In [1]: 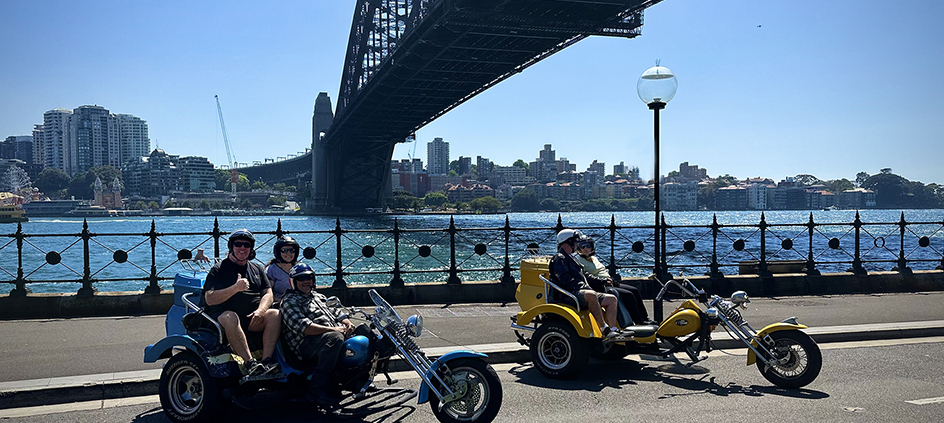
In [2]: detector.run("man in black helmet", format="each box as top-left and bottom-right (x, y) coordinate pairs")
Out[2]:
(204, 229), (281, 376)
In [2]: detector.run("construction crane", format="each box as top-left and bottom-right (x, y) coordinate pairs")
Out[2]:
(214, 95), (238, 199)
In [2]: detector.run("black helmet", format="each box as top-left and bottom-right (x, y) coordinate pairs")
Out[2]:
(289, 263), (315, 289)
(227, 229), (256, 260)
(576, 234), (594, 252)
(273, 236), (300, 263)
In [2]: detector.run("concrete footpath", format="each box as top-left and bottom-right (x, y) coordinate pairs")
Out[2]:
(2, 292), (944, 409)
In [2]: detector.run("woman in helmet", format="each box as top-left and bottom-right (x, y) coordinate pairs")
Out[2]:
(573, 234), (654, 326)
(265, 236), (301, 302)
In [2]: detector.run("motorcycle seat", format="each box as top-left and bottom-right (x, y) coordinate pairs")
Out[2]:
(278, 337), (318, 372)
(620, 324), (658, 338)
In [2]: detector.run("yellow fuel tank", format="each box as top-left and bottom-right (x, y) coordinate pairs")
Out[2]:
(657, 308), (702, 338)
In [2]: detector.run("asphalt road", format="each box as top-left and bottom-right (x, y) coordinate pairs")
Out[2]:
(2, 292), (944, 382)
(3, 338), (943, 422)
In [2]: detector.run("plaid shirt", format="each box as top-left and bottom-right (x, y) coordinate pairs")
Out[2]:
(279, 288), (344, 357)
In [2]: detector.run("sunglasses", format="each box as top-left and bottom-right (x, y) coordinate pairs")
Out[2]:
(233, 241), (252, 248)
(280, 248), (297, 254)
(294, 276), (314, 282)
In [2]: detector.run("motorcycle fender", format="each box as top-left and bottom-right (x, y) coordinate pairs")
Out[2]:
(516, 304), (597, 338)
(416, 350), (488, 405)
(144, 335), (201, 363)
(745, 323), (808, 366)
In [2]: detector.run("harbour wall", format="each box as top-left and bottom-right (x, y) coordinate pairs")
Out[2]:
(2, 270), (942, 320)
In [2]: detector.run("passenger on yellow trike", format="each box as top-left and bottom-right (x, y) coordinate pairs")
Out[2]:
(549, 229), (628, 341)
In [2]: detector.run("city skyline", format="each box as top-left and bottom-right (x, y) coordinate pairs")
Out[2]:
(1, 1), (942, 185)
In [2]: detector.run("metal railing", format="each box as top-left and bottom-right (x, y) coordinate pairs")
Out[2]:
(2, 212), (942, 297)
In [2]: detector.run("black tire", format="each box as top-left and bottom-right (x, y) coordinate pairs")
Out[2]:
(529, 320), (590, 379)
(756, 330), (822, 389)
(159, 351), (223, 423)
(429, 358), (503, 423)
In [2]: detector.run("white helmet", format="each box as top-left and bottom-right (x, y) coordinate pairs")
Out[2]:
(557, 229), (581, 246)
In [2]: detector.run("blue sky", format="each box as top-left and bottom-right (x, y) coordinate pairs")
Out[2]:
(2, 0), (942, 184)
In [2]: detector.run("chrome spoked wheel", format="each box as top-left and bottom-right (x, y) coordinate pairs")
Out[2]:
(538, 331), (572, 370)
(757, 330), (822, 389)
(431, 358), (503, 423)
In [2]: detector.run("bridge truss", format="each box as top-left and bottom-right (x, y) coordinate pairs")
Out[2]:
(314, 0), (664, 212)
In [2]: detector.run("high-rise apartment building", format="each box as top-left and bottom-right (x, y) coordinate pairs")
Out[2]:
(178, 156), (216, 192)
(426, 137), (450, 175)
(613, 161), (627, 175)
(32, 106), (150, 176)
(476, 156), (492, 179)
(587, 160), (605, 176)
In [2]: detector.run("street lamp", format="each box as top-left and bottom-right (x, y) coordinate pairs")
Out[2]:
(637, 62), (677, 288)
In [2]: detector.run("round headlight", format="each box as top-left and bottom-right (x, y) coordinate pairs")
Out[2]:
(731, 291), (750, 308)
(406, 314), (423, 337)
(705, 307), (719, 319)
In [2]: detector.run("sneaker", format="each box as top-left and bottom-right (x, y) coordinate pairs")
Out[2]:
(603, 326), (620, 339)
(246, 359), (279, 376)
(604, 326), (632, 341)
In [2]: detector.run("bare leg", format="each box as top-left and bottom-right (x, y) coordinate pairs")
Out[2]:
(260, 309), (281, 360)
(582, 290), (605, 329)
(601, 295), (619, 328)
(218, 311), (251, 362)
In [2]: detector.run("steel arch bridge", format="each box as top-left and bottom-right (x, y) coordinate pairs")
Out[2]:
(291, 0), (664, 212)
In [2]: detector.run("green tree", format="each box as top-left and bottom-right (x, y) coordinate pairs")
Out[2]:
(199, 200), (211, 210)
(34, 168), (71, 196)
(794, 174), (822, 186)
(89, 165), (122, 187)
(132, 201), (147, 210)
(470, 196), (503, 213)
(540, 198), (560, 212)
(512, 159), (529, 172)
(390, 191), (419, 210)
(510, 189), (541, 212)
(147, 201), (161, 210)
(825, 178), (854, 193)
(67, 172), (98, 199)
(423, 192), (448, 208)
(855, 172), (870, 187)
(697, 175), (738, 209)
(225, 174), (250, 192)
(250, 180), (269, 191)
(862, 172), (942, 208)
(447, 169), (459, 177)
(268, 196), (287, 206)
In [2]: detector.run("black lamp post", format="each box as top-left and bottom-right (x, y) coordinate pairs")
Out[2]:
(637, 63), (677, 287)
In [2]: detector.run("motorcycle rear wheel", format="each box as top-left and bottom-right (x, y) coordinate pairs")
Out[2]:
(530, 320), (590, 379)
(159, 351), (223, 423)
(429, 358), (503, 423)
(756, 330), (822, 389)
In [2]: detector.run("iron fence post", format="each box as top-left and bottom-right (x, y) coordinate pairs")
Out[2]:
(709, 214), (722, 278)
(212, 218), (221, 258)
(10, 222), (29, 297)
(555, 214), (564, 232)
(275, 219), (284, 238)
(145, 220), (161, 294)
(607, 215), (618, 280)
(939, 217), (944, 270)
(500, 215), (514, 284)
(759, 213), (771, 278)
(660, 213), (668, 279)
(333, 218), (346, 289)
(851, 212), (867, 275)
(895, 212), (912, 273)
(391, 218), (404, 287)
(806, 213), (820, 276)
(77, 219), (95, 296)
(447, 216), (460, 284)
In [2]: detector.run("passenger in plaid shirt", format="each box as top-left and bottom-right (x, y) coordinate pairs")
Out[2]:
(280, 263), (367, 405)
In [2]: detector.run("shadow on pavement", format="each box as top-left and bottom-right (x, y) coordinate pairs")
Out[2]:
(132, 401), (419, 423)
(509, 358), (829, 400)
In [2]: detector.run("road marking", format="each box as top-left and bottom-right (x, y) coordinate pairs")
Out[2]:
(0, 395), (159, 418)
(905, 396), (944, 405)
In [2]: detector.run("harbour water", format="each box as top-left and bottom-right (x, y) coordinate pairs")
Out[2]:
(2, 209), (942, 294)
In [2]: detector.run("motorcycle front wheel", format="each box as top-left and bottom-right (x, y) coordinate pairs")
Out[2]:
(429, 358), (503, 423)
(756, 330), (822, 389)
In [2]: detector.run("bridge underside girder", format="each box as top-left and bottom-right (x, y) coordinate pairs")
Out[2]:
(319, 0), (661, 212)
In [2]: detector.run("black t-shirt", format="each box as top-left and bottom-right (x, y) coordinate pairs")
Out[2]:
(204, 258), (270, 317)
